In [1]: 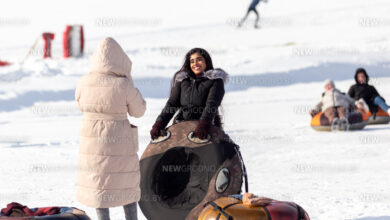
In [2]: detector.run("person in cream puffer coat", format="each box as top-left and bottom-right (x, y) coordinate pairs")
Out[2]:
(75, 37), (146, 220)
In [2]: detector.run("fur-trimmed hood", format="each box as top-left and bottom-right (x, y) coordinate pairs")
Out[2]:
(174, 68), (229, 84)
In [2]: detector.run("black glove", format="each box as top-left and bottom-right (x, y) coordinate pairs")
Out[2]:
(150, 120), (168, 139)
(309, 110), (318, 117)
(193, 119), (211, 139)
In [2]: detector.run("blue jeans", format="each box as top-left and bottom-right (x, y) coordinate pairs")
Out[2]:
(374, 96), (389, 111)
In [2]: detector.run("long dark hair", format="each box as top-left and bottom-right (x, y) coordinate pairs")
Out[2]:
(170, 48), (214, 88)
(171, 48), (223, 128)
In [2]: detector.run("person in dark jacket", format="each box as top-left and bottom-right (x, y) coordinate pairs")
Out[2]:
(150, 48), (228, 140)
(348, 68), (390, 115)
(238, 0), (266, 28)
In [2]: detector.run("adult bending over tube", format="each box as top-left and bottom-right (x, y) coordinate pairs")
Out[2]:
(150, 48), (228, 140)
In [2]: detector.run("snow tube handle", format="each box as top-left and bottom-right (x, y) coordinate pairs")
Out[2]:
(203, 201), (233, 220)
(234, 145), (249, 193)
(150, 130), (171, 144)
(187, 131), (211, 144)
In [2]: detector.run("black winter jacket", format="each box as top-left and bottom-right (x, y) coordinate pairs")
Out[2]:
(157, 68), (228, 124)
(347, 71), (383, 112)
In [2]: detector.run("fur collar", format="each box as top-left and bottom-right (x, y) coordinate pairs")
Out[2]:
(174, 68), (229, 84)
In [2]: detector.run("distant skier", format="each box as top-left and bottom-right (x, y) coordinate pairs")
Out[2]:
(238, 0), (267, 28)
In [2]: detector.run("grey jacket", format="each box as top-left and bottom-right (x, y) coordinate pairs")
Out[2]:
(312, 88), (355, 113)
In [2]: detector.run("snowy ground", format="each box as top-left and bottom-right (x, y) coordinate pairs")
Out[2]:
(1, 0), (390, 219)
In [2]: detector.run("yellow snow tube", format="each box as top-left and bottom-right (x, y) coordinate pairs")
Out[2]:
(198, 196), (310, 220)
(310, 110), (368, 131)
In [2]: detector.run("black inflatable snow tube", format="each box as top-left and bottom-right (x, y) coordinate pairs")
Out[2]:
(139, 121), (243, 220)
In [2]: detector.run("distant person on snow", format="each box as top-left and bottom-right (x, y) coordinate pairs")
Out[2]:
(347, 67), (390, 116)
(310, 79), (355, 131)
(238, 0), (267, 28)
(75, 37), (146, 220)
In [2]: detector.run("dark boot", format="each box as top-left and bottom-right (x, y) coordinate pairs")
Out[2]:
(124, 203), (137, 220)
(331, 118), (340, 131)
(96, 208), (110, 220)
(339, 117), (350, 131)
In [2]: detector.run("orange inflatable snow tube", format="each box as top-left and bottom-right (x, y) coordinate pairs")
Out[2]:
(198, 197), (310, 220)
(367, 109), (390, 125)
(310, 110), (368, 131)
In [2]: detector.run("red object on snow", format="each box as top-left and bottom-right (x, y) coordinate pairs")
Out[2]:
(0, 60), (11, 66)
(63, 26), (71, 58)
(63, 25), (84, 58)
(266, 201), (310, 220)
(1, 202), (60, 217)
(42, 33), (55, 58)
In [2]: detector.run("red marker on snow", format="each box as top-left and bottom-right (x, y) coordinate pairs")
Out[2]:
(42, 33), (55, 58)
(63, 25), (84, 58)
(0, 60), (11, 66)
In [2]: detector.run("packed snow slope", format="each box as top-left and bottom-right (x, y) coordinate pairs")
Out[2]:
(1, 0), (390, 219)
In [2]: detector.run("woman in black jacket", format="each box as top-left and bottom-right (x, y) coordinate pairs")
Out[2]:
(150, 48), (228, 140)
(348, 68), (390, 115)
